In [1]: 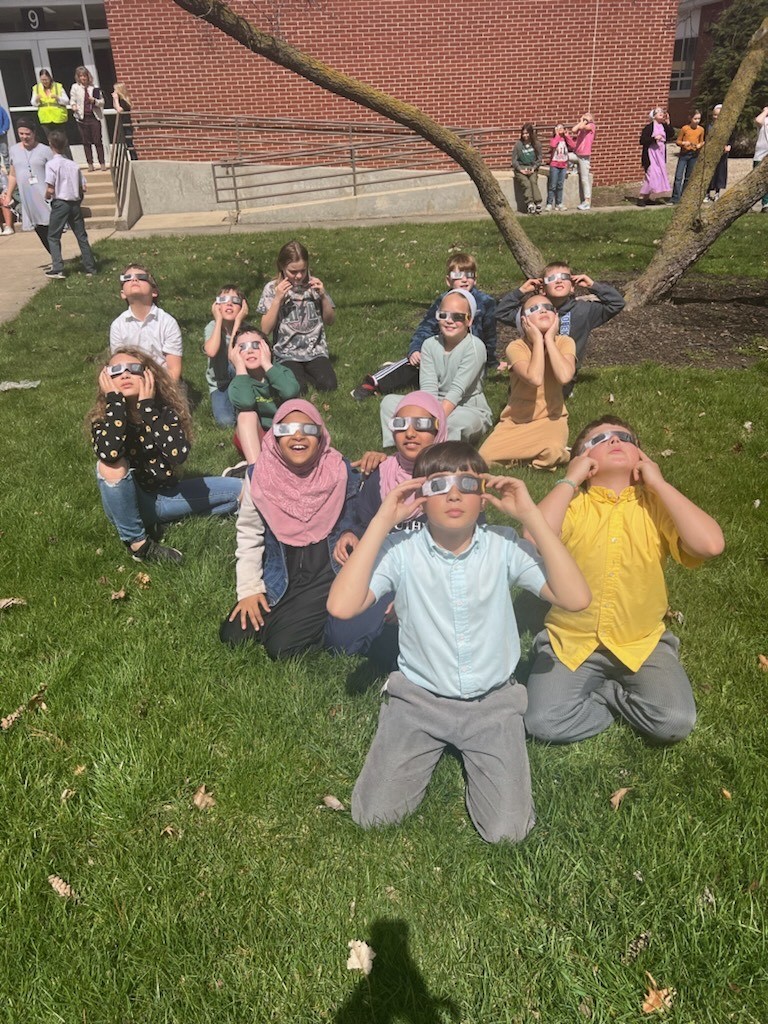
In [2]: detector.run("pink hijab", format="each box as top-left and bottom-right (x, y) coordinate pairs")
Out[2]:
(378, 391), (448, 506)
(250, 399), (347, 545)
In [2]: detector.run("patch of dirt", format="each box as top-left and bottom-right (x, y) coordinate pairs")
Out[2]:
(497, 275), (768, 370)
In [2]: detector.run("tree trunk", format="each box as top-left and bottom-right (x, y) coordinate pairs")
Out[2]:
(168, 0), (544, 277)
(625, 17), (768, 310)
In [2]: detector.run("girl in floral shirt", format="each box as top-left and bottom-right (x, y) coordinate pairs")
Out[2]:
(89, 347), (242, 563)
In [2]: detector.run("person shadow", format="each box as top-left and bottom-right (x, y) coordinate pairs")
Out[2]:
(334, 919), (459, 1024)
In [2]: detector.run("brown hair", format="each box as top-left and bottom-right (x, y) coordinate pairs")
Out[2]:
(120, 263), (158, 299)
(414, 441), (488, 478)
(571, 415), (638, 456)
(86, 346), (193, 441)
(276, 239), (309, 277)
(542, 260), (572, 277)
(446, 252), (477, 276)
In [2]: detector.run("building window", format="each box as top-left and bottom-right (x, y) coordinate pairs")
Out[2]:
(670, 35), (696, 95)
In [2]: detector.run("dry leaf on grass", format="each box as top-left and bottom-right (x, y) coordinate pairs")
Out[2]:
(664, 607), (684, 625)
(608, 393), (615, 404)
(346, 939), (376, 976)
(754, 499), (761, 509)
(1, 685), (48, 732)
(134, 571), (151, 589)
(60, 788), (76, 803)
(610, 787), (632, 810)
(48, 874), (79, 901)
(642, 972), (675, 1014)
(743, 421), (753, 433)
(193, 784), (216, 810)
(0, 597), (27, 611)
(160, 825), (183, 840)
(659, 449), (674, 458)
(110, 589), (127, 602)
(322, 794), (345, 811)
(720, 787), (732, 800)
(74, 764), (87, 776)
(622, 930), (651, 963)
(758, 654), (768, 672)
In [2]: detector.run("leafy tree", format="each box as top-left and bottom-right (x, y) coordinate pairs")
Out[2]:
(695, 0), (768, 148)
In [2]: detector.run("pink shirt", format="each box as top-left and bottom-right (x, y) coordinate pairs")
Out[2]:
(565, 123), (595, 157)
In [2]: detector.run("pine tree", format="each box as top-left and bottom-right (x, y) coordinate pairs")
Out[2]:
(695, 0), (768, 150)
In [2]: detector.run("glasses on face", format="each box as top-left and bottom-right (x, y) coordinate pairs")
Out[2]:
(421, 474), (485, 497)
(388, 416), (439, 433)
(581, 430), (637, 452)
(448, 270), (476, 280)
(273, 422), (321, 438)
(107, 362), (145, 378)
(237, 340), (261, 353)
(216, 294), (243, 305)
(436, 310), (468, 324)
(543, 272), (571, 284)
(120, 273), (151, 283)
(523, 302), (556, 316)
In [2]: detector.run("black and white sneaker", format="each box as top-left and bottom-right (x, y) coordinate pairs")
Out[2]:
(222, 460), (249, 478)
(44, 269), (65, 279)
(350, 383), (376, 401)
(129, 538), (184, 564)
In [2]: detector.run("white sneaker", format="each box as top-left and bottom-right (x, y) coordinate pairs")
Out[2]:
(556, 204), (566, 212)
(1, 225), (13, 236)
(577, 201), (591, 211)
(545, 203), (553, 212)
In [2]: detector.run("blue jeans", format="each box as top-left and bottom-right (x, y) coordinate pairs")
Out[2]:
(547, 166), (567, 206)
(48, 198), (96, 273)
(672, 152), (698, 203)
(96, 466), (242, 544)
(210, 386), (236, 427)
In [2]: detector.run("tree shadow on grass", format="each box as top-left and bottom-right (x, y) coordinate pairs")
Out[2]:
(335, 919), (459, 1024)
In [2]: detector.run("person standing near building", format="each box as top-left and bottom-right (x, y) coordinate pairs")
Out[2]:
(31, 69), (69, 142)
(70, 66), (106, 171)
(753, 105), (768, 214)
(566, 113), (595, 210)
(44, 130), (97, 279)
(0, 103), (10, 169)
(638, 107), (675, 205)
(0, 118), (52, 253)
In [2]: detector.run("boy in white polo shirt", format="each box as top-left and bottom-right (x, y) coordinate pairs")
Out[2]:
(110, 263), (183, 381)
(44, 129), (97, 279)
(327, 440), (589, 843)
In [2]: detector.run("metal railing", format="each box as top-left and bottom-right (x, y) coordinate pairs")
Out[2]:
(126, 111), (516, 215)
(109, 113), (133, 219)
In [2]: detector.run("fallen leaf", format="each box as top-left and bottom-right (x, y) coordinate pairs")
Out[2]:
(60, 788), (76, 803)
(322, 794), (345, 811)
(1, 685), (48, 732)
(743, 421), (753, 433)
(664, 607), (684, 625)
(134, 571), (151, 588)
(698, 886), (715, 910)
(48, 874), (79, 901)
(160, 825), (183, 839)
(578, 997), (593, 1018)
(610, 787), (632, 810)
(758, 655), (768, 671)
(384, 885), (400, 902)
(346, 939), (376, 976)
(193, 784), (216, 810)
(110, 589), (126, 601)
(95, 547), (103, 555)
(1, 706), (24, 731)
(720, 787), (732, 800)
(641, 972), (675, 1014)
(349, 899), (356, 918)
(622, 930), (651, 963)
(97, 575), (110, 586)
(0, 597), (27, 611)
(754, 499), (761, 509)
(608, 393), (615, 404)
(74, 765), (87, 776)
(659, 449), (674, 458)
(634, 870), (645, 883)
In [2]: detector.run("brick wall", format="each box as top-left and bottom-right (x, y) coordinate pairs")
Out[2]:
(104, 0), (679, 186)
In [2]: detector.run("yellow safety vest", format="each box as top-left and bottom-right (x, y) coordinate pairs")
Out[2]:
(34, 83), (69, 124)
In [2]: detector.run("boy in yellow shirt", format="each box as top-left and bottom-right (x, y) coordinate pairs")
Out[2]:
(525, 416), (724, 744)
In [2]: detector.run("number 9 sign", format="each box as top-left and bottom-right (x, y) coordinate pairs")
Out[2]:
(23, 8), (45, 31)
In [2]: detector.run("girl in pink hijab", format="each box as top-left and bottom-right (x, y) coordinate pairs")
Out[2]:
(220, 399), (358, 659)
(325, 391), (447, 667)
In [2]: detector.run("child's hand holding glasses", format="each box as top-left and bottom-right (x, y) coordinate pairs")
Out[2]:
(137, 368), (156, 402)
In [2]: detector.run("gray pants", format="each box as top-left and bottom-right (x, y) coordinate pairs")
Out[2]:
(352, 671), (535, 844)
(48, 198), (96, 274)
(380, 393), (488, 447)
(525, 630), (696, 744)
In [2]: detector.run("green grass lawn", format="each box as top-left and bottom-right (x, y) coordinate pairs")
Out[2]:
(0, 213), (766, 1023)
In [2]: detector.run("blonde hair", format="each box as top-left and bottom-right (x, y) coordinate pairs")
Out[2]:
(113, 82), (131, 105)
(86, 347), (193, 441)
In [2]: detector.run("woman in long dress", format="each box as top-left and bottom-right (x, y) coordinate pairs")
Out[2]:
(638, 107), (675, 204)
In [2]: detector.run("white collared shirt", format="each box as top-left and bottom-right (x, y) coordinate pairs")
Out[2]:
(109, 303), (183, 366)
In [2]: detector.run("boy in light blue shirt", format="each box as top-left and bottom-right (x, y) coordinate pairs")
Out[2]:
(327, 441), (589, 843)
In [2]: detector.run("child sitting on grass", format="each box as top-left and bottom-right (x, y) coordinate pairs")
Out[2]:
(257, 239), (337, 394)
(524, 416), (724, 745)
(110, 263), (183, 381)
(203, 284), (250, 427)
(379, 289), (492, 448)
(351, 252), (498, 400)
(479, 292), (575, 469)
(226, 324), (300, 466)
(327, 440), (590, 843)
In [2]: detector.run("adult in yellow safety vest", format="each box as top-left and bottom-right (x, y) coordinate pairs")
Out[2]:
(31, 70), (70, 141)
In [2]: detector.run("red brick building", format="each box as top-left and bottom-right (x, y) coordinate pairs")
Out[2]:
(102, 0), (681, 187)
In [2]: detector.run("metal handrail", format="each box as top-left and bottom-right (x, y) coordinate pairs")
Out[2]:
(110, 113), (131, 218)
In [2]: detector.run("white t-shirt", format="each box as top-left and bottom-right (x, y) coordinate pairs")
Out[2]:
(109, 304), (183, 367)
(754, 120), (768, 162)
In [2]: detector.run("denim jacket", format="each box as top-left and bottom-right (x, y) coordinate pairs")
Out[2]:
(235, 460), (360, 606)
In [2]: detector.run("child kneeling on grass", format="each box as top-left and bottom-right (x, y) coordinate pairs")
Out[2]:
(524, 416), (725, 744)
(327, 441), (590, 843)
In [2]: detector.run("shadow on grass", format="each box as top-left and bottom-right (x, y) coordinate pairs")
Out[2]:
(335, 919), (459, 1024)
